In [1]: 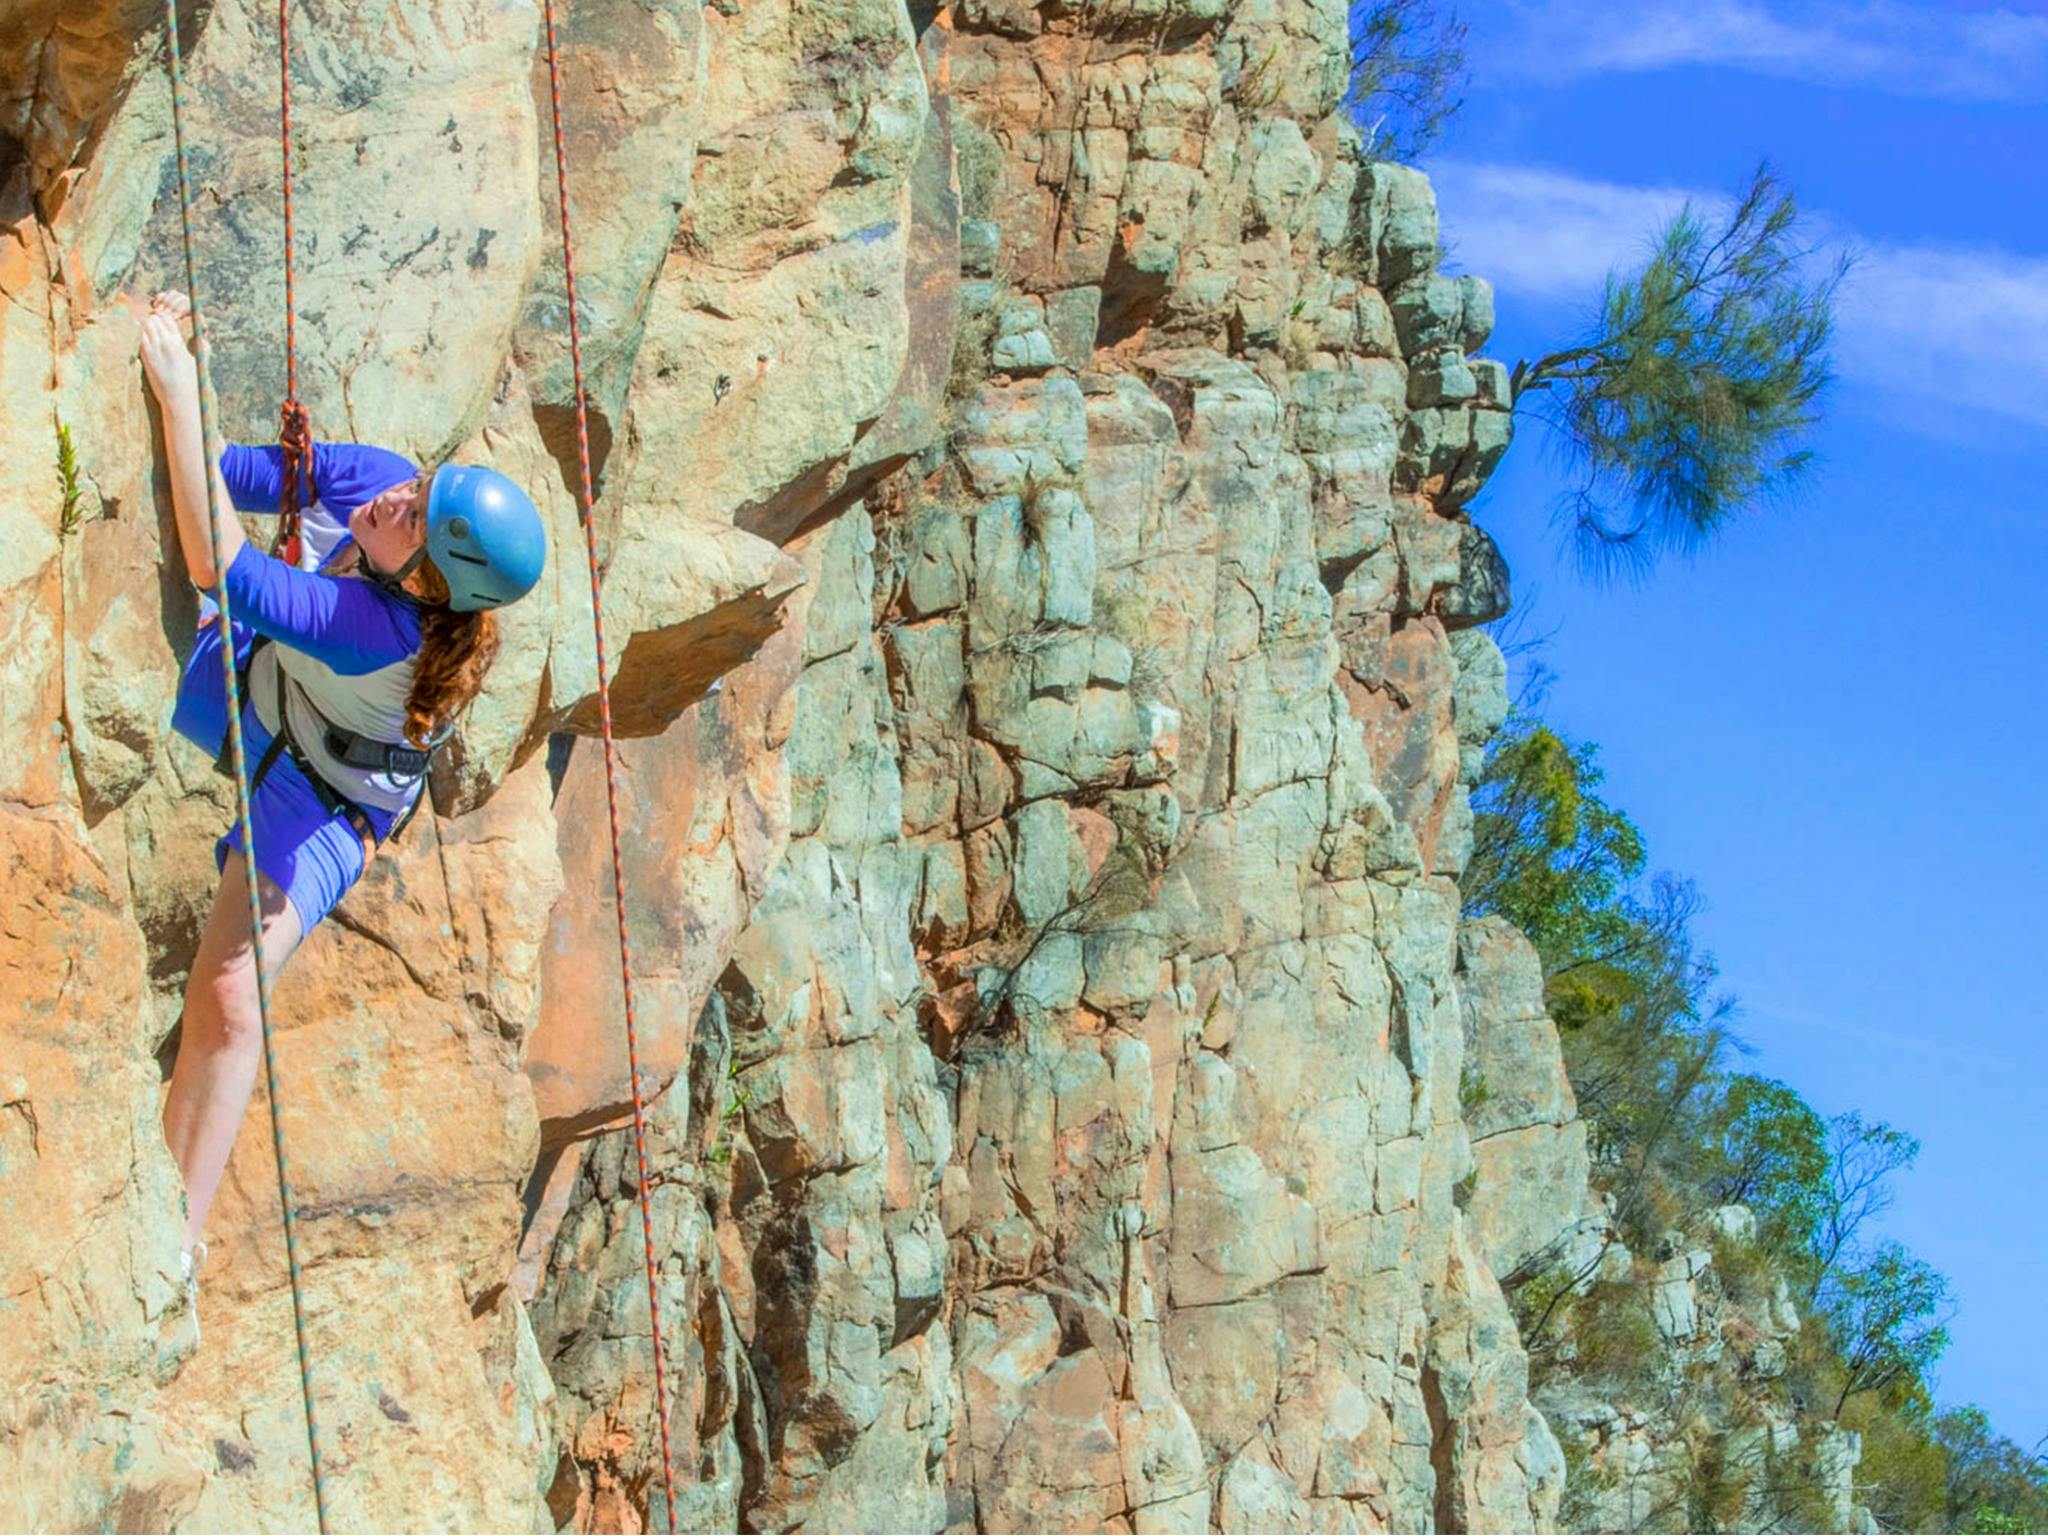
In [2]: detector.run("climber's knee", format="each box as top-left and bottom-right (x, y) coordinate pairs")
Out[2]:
(182, 863), (302, 1056)
(185, 949), (266, 1058)
(187, 962), (264, 1058)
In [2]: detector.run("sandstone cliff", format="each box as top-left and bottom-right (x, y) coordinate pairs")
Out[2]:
(1, 2), (1588, 1530)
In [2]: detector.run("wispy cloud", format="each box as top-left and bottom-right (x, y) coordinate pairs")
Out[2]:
(1428, 159), (2048, 434)
(1428, 162), (1698, 301)
(1740, 994), (2033, 1082)
(1830, 240), (2048, 433)
(1484, 0), (2048, 102)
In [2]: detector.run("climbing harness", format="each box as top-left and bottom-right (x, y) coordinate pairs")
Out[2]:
(215, 636), (440, 850)
(161, 1), (329, 1527)
(316, 715), (438, 782)
(539, 0), (683, 1520)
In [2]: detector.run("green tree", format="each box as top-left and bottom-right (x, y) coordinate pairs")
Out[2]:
(1462, 719), (1645, 971)
(1936, 1407), (2048, 1534)
(1346, 0), (1468, 161)
(1510, 163), (1850, 572)
(1813, 1112), (1920, 1296)
(1708, 1074), (1829, 1259)
(1822, 1243), (1954, 1418)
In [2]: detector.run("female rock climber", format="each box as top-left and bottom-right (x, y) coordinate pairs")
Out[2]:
(139, 289), (547, 1340)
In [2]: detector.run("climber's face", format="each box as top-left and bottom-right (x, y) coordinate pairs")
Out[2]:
(354, 474), (431, 579)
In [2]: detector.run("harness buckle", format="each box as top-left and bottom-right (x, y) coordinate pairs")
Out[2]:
(322, 721), (432, 778)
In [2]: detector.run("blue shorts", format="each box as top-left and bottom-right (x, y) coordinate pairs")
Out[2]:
(173, 605), (405, 933)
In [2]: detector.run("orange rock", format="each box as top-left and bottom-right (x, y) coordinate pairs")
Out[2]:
(0, 226), (34, 298)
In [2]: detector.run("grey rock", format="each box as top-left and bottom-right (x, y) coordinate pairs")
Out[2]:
(1042, 286), (1102, 369)
(960, 218), (1003, 277)
(1409, 354), (1478, 409)
(1470, 357), (1513, 407)
(1707, 1203), (1758, 1242)
(1455, 274), (1495, 353)
(1389, 275), (1464, 358)
(991, 328), (1058, 371)
(1652, 1255), (1701, 1341)
(1437, 520), (1513, 632)
(1361, 161), (1441, 287)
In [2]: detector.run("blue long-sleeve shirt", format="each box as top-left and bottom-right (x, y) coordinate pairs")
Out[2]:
(219, 542), (421, 674)
(221, 441), (417, 535)
(215, 442), (424, 673)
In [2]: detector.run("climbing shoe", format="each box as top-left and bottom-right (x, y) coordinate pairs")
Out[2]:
(179, 1241), (207, 1348)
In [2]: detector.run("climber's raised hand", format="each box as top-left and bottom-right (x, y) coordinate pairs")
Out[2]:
(138, 287), (242, 587)
(139, 293), (198, 413)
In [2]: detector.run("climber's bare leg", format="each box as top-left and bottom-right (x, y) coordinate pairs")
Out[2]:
(162, 857), (305, 1249)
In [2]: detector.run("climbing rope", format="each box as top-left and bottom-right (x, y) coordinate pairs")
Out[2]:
(274, 0), (310, 561)
(539, 1), (682, 1523)
(161, 2), (330, 1529)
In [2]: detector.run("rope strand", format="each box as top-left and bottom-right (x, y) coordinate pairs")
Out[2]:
(162, 4), (329, 1527)
(274, 0), (308, 562)
(539, 3), (681, 1524)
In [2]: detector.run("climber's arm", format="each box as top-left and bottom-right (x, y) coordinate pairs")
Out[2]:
(217, 543), (421, 675)
(219, 444), (288, 512)
(139, 291), (245, 589)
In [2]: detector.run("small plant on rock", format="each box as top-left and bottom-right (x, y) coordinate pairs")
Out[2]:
(56, 419), (86, 534)
(1458, 1059), (1490, 1118)
(1230, 43), (1285, 115)
(705, 1058), (752, 1170)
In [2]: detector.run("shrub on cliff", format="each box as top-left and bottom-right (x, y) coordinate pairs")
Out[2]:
(1711, 1075), (1829, 1260)
(1850, 1387), (1952, 1535)
(1510, 164), (1851, 575)
(1932, 1406), (2048, 1534)
(1346, 0), (1469, 160)
(1821, 1243), (1955, 1418)
(1463, 721), (1644, 971)
(1466, 714), (1734, 1242)
(1466, 702), (2042, 1532)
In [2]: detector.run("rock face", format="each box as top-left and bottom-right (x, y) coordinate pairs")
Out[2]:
(1457, 915), (1591, 1285)
(1532, 1211), (1870, 1536)
(1, 1), (1580, 1531)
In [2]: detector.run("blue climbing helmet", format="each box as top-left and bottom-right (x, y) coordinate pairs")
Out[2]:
(422, 464), (547, 612)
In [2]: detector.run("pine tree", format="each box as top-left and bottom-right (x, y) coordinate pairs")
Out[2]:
(1511, 163), (1851, 574)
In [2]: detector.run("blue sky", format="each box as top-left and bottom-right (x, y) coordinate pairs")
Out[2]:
(1418, 0), (2048, 1439)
